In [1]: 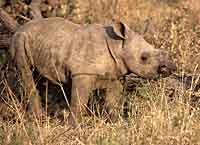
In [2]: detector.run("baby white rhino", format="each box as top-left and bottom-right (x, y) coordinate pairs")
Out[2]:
(9, 17), (176, 125)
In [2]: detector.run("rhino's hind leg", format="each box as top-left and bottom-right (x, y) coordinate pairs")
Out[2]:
(12, 32), (41, 116)
(104, 80), (123, 123)
(68, 75), (94, 126)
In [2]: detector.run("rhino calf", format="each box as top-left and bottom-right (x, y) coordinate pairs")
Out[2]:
(10, 17), (176, 125)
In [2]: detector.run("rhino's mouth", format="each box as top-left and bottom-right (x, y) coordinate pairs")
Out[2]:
(127, 71), (173, 81)
(125, 62), (176, 80)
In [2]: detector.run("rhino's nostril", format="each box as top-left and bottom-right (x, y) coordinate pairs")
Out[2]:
(158, 63), (176, 76)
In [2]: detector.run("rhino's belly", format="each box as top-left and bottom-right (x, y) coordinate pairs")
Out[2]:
(37, 64), (67, 84)
(32, 50), (68, 84)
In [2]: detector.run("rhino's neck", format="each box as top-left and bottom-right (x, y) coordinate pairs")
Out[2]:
(105, 35), (128, 77)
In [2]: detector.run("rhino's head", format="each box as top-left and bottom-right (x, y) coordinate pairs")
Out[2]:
(107, 21), (176, 79)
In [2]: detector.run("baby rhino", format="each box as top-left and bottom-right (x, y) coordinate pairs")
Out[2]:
(10, 17), (176, 125)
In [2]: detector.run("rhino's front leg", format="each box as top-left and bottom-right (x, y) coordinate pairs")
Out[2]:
(68, 75), (94, 126)
(104, 80), (123, 123)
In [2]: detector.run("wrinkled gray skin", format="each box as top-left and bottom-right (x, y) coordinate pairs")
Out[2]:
(10, 17), (176, 125)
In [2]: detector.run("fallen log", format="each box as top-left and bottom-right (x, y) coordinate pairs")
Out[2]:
(0, 1), (43, 49)
(0, 33), (11, 48)
(0, 8), (19, 49)
(0, 8), (19, 33)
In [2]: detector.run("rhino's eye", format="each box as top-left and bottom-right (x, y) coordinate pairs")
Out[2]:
(140, 52), (150, 63)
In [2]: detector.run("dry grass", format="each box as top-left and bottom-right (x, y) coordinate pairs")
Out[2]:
(1, 0), (200, 145)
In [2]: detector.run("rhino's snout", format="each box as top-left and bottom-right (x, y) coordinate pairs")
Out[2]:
(157, 61), (176, 77)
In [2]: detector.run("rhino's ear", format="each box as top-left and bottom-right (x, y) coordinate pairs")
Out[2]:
(112, 21), (128, 39)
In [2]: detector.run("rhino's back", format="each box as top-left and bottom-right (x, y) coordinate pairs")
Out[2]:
(18, 17), (80, 35)
(14, 18), (80, 83)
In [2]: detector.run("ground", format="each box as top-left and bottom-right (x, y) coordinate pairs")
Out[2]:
(0, 0), (200, 145)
